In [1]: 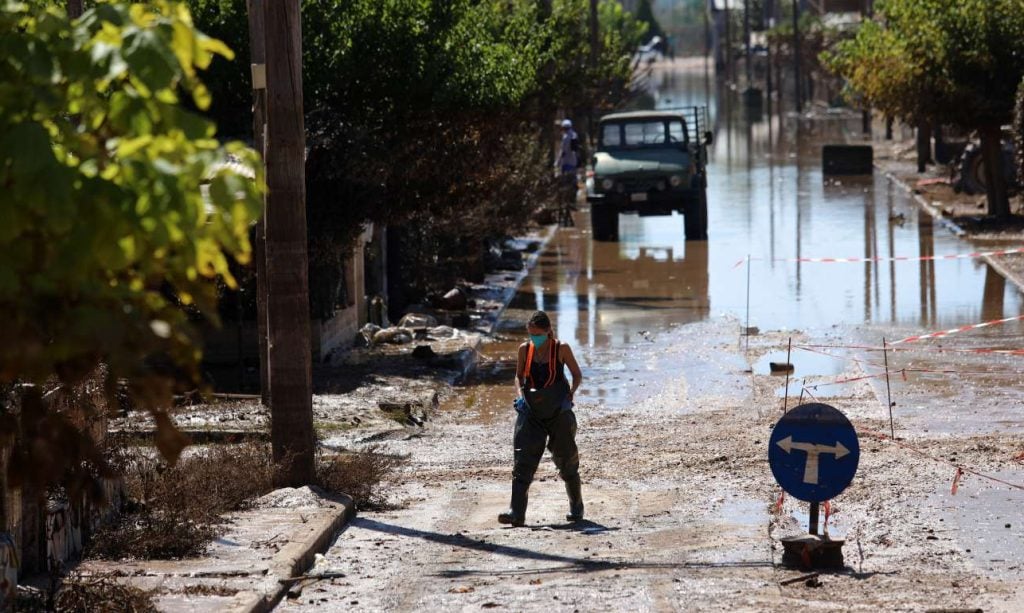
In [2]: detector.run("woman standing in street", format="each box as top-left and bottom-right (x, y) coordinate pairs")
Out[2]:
(498, 311), (584, 527)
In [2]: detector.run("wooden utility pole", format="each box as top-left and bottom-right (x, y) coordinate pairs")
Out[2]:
(587, 0), (599, 152)
(247, 0), (271, 407)
(263, 0), (315, 485)
(792, 0), (802, 113)
(724, 1), (732, 82)
(743, 0), (752, 87)
(765, 0), (774, 105)
(704, 0), (711, 92)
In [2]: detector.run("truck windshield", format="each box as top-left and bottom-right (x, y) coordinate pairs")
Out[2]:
(602, 119), (687, 148)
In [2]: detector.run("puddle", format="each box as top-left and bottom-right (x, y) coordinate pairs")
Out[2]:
(718, 498), (767, 528)
(754, 350), (845, 377)
(754, 349), (859, 398)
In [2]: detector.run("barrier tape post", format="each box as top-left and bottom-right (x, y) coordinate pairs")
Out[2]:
(882, 337), (895, 440)
(744, 254), (752, 351)
(783, 337), (793, 413)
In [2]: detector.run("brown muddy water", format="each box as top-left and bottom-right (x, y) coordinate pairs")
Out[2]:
(287, 63), (1024, 612)
(444, 63), (1024, 578)
(450, 65), (1024, 438)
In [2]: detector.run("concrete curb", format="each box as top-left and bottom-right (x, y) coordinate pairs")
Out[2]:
(982, 253), (1024, 294)
(877, 166), (966, 236)
(480, 223), (560, 336)
(75, 489), (356, 613)
(225, 493), (355, 613)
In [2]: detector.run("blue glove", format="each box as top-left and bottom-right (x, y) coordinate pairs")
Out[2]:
(513, 397), (527, 414)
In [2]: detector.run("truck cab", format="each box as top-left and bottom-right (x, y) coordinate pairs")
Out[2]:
(587, 108), (711, 241)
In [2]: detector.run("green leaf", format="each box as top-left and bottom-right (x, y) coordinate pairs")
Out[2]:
(0, 121), (58, 175)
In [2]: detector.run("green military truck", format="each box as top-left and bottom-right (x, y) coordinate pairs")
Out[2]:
(586, 108), (712, 241)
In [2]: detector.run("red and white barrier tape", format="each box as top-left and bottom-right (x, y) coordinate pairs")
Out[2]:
(733, 246), (1024, 268)
(794, 345), (888, 369)
(795, 343), (1024, 356)
(801, 368), (1021, 393)
(858, 426), (1024, 493)
(891, 314), (1024, 344)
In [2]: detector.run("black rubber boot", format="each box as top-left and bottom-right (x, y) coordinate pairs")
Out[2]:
(498, 480), (529, 527)
(564, 475), (584, 522)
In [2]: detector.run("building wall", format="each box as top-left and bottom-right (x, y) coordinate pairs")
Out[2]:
(203, 227), (373, 375)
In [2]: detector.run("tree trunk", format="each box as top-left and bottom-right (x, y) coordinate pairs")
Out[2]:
(982, 264), (1006, 322)
(263, 0), (315, 486)
(588, 0), (599, 69)
(67, 0), (83, 18)
(916, 120), (932, 173)
(792, 0), (802, 113)
(979, 123), (1011, 218)
(247, 0), (270, 406)
(536, 0), (555, 168)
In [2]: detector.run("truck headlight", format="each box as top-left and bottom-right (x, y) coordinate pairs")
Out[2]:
(669, 174), (684, 187)
(601, 178), (614, 191)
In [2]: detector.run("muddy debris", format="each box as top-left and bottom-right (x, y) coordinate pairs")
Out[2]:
(398, 313), (439, 329)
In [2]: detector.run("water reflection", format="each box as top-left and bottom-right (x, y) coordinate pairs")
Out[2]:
(550, 62), (1022, 341)
(511, 219), (710, 351)
(451, 61), (1023, 422)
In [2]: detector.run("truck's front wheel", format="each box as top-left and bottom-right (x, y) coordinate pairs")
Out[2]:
(684, 188), (708, 241)
(591, 203), (619, 241)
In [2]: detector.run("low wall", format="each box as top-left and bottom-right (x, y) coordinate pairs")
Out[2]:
(312, 306), (360, 363)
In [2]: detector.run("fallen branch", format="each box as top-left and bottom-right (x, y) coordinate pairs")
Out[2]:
(279, 572), (347, 584)
(779, 572), (819, 586)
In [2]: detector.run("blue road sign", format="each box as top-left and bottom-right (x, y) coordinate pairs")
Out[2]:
(768, 403), (860, 503)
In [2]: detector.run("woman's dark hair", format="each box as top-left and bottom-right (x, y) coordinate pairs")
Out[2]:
(528, 310), (552, 330)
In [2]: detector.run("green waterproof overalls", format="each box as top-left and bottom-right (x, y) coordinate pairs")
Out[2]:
(502, 339), (583, 525)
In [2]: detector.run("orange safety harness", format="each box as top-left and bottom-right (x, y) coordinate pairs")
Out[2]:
(523, 338), (559, 389)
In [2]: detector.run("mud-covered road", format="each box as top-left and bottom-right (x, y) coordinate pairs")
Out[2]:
(280, 62), (1024, 611)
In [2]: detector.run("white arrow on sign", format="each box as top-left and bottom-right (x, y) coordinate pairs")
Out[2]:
(776, 436), (850, 485)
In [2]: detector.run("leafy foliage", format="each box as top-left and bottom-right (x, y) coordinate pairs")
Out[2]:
(766, 11), (852, 106)
(825, 0), (1024, 127)
(0, 1), (263, 472)
(634, 0), (664, 43)
(191, 0), (644, 313)
(824, 0), (1024, 216)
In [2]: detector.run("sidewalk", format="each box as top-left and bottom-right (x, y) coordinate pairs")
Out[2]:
(75, 487), (352, 613)
(76, 224), (562, 611)
(874, 149), (1024, 293)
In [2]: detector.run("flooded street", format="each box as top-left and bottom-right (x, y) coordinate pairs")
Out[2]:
(460, 64), (1024, 433)
(286, 63), (1024, 612)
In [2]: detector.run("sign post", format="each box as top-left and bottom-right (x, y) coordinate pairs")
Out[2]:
(769, 402), (860, 568)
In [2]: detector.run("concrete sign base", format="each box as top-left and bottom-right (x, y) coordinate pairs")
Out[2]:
(780, 534), (845, 570)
